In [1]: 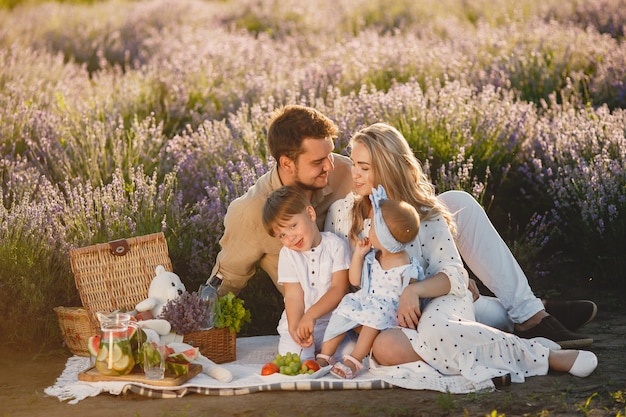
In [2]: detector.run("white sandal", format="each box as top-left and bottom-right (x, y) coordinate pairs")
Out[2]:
(315, 353), (335, 367)
(330, 354), (363, 379)
(569, 351), (598, 377)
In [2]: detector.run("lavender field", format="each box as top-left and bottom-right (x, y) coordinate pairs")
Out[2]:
(1, 0), (625, 349)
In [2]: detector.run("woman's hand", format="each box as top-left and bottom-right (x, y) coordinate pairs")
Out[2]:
(468, 278), (480, 302)
(397, 284), (422, 329)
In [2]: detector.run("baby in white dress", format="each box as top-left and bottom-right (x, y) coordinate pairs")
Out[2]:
(317, 185), (424, 379)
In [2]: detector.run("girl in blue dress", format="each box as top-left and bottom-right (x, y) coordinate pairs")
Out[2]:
(317, 185), (425, 379)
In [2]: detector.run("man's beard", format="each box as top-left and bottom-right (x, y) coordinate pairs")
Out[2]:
(293, 166), (328, 192)
(294, 179), (324, 192)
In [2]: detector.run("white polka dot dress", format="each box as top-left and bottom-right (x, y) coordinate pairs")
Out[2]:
(326, 193), (552, 383)
(401, 293), (550, 383)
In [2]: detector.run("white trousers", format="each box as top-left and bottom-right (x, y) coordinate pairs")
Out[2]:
(438, 190), (545, 328)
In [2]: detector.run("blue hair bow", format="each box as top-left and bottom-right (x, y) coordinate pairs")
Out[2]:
(369, 185), (404, 253)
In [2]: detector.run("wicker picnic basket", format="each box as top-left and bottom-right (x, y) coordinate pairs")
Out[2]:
(60, 232), (236, 363)
(70, 232), (174, 328)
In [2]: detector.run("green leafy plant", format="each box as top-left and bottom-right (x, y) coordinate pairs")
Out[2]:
(214, 292), (251, 333)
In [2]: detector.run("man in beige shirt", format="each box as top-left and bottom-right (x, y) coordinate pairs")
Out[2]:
(210, 105), (353, 296)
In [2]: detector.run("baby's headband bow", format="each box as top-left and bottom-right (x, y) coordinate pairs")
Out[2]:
(370, 185), (405, 253)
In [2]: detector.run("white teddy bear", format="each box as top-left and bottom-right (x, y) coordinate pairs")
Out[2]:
(134, 265), (186, 336)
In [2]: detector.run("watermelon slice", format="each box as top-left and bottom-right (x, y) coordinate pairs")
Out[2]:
(168, 347), (199, 363)
(165, 360), (190, 376)
(127, 326), (147, 351)
(88, 335), (101, 357)
(127, 326), (147, 365)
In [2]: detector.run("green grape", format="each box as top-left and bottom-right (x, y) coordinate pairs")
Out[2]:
(275, 352), (308, 375)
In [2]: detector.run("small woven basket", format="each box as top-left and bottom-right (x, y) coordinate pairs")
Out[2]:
(183, 327), (236, 364)
(54, 306), (98, 357)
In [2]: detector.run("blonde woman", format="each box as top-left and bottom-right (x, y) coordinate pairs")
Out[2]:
(324, 123), (597, 383)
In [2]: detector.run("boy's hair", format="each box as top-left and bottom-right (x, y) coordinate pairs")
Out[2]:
(262, 186), (311, 237)
(267, 105), (339, 162)
(379, 199), (420, 244)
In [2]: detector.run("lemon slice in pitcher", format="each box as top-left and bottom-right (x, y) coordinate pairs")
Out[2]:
(112, 354), (130, 372)
(110, 343), (123, 362)
(96, 345), (108, 362)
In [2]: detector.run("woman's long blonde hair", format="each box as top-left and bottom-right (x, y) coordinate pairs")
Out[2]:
(349, 123), (456, 244)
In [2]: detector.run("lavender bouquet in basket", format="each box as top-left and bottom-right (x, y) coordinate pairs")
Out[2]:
(159, 291), (251, 335)
(159, 291), (208, 334)
(160, 291), (250, 364)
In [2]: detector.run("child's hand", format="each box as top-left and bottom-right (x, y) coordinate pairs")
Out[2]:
(296, 314), (315, 346)
(288, 326), (308, 347)
(354, 237), (372, 258)
(299, 334), (313, 348)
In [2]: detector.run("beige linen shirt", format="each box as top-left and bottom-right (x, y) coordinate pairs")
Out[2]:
(211, 153), (353, 296)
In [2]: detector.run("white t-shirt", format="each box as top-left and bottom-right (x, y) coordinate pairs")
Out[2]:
(277, 231), (351, 316)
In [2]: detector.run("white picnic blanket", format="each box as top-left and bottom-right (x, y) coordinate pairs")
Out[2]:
(45, 335), (494, 404)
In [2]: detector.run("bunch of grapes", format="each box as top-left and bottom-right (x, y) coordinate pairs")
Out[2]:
(272, 352), (316, 375)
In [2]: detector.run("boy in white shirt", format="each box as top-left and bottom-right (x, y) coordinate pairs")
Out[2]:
(262, 186), (355, 360)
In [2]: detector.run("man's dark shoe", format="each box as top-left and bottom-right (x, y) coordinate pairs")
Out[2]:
(544, 300), (597, 331)
(514, 315), (593, 349)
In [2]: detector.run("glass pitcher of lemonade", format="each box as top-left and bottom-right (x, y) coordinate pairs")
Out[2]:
(95, 312), (136, 376)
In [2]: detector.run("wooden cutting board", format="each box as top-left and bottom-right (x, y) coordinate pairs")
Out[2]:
(78, 364), (203, 387)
